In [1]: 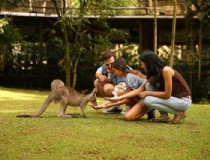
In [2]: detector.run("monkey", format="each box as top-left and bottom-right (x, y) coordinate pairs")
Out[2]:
(17, 79), (97, 118)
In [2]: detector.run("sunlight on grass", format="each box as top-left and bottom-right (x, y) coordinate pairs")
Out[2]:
(0, 109), (27, 113)
(0, 87), (48, 101)
(0, 90), (39, 100)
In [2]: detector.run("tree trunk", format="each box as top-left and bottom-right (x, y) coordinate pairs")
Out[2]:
(154, 0), (157, 53)
(63, 24), (71, 86)
(51, 0), (71, 86)
(198, 20), (203, 81)
(169, 0), (177, 67)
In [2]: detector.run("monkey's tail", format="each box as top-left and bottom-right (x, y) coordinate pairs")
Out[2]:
(16, 95), (52, 118)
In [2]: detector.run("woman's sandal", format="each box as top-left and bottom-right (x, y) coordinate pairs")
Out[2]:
(170, 112), (186, 124)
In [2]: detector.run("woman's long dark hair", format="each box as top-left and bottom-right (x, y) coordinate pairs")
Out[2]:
(140, 50), (166, 81)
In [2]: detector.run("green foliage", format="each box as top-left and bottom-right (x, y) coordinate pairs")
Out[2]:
(0, 24), (23, 44)
(0, 87), (210, 160)
(0, 18), (8, 34)
(46, 31), (64, 65)
(186, 0), (210, 40)
(49, 0), (135, 87)
(0, 0), (29, 10)
(119, 44), (140, 68)
(0, 19), (23, 73)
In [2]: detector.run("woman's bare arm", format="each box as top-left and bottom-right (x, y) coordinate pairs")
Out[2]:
(108, 81), (147, 101)
(138, 67), (174, 99)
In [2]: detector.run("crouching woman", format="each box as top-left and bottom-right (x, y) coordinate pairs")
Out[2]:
(109, 50), (192, 124)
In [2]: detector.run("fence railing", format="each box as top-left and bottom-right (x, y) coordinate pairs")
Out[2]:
(1, 0), (186, 16)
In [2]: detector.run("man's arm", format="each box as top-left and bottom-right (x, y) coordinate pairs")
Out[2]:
(95, 66), (109, 83)
(95, 67), (102, 79)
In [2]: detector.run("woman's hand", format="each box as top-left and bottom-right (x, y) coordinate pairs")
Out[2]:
(90, 101), (112, 110)
(138, 91), (148, 99)
(90, 104), (103, 110)
(106, 97), (121, 101)
(104, 97), (118, 102)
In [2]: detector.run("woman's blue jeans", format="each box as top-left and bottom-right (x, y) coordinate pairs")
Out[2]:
(141, 83), (192, 115)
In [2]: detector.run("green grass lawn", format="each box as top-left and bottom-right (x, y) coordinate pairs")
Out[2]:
(0, 87), (210, 160)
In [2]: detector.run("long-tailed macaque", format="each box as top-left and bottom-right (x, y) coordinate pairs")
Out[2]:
(17, 79), (97, 118)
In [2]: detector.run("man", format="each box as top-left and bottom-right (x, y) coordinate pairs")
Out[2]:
(93, 56), (156, 120)
(94, 51), (125, 114)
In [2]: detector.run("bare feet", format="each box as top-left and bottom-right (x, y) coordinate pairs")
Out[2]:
(154, 115), (170, 123)
(170, 111), (186, 124)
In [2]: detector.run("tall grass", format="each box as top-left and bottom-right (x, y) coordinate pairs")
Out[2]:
(0, 87), (209, 160)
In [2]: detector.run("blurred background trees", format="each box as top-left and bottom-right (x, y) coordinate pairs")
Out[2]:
(0, 0), (209, 102)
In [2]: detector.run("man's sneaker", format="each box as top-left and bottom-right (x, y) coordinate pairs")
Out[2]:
(102, 106), (122, 114)
(120, 106), (131, 115)
(147, 109), (156, 121)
